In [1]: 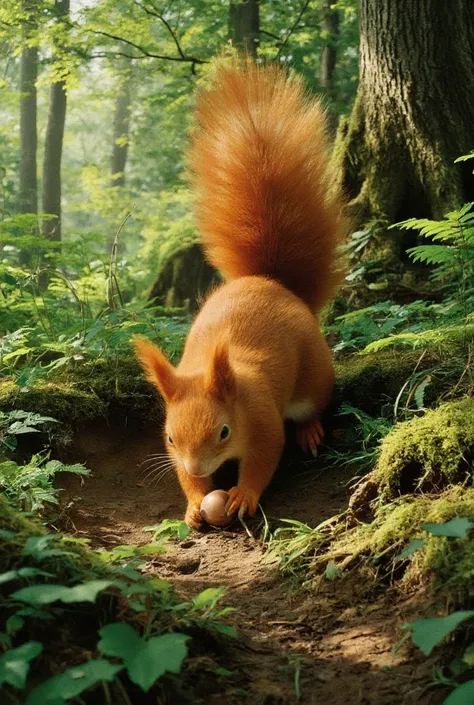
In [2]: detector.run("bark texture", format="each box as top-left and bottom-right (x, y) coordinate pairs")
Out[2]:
(334, 0), (474, 244)
(229, 0), (260, 56)
(41, 0), (70, 243)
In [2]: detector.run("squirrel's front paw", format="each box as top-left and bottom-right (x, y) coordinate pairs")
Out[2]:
(225, 486), (259, 518)
(185, 501), (205, 531)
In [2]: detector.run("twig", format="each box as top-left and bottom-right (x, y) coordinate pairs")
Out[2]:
(83, 25), (207, 66)
(107, 212), (131, 311)
(133, 1), (186, 59)
(276, 0), (311, 58)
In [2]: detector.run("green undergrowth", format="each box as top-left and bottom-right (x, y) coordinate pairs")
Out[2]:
(0, 496), (238, 704)
(268, 487), (474, 602)
(0, 357), (161, 447)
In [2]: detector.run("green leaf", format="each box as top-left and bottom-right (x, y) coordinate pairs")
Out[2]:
(211, 623), (238, 638)
(396, 539), (426, 561)
(178, 522), (191, 540)
(98, 626), (189, 692)
(97, 623), (143, 663)
(423, 518), (474, 538)
(135, 543), (166, 555)
(463, 642), (474, 666)
(403, 611), (474, 656)
(0, 567), (54, 584)
(6, 615), (24, 635)
(11, 580), (113, 605)
(126, 633), (189, 692)
(444, 681), (474, 705)
(193, 587), (226, 609)
(0, 641), (42, 689)
(26, 659), (122, 705)
(324, 560), (342, 580)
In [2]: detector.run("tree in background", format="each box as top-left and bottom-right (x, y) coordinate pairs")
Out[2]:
(319, 0), (339, 106)
(18, 1), (38, 221)
(335, 0), (474, 261)
(41, 0), (70, 245)
(229, 0), (260, 56)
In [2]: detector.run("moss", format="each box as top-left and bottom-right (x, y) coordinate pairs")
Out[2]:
(0, 357), (160, 446)
(375, 397), (474, 494)
(331, 487), (474, 600)
(334, 348), (439, 415)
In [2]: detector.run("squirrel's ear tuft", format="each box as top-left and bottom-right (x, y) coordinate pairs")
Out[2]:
(133, 336), (176, 402)
(206, 341), (235, 398)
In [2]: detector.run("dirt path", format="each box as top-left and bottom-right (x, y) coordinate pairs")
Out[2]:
(60, 417), (446, 705)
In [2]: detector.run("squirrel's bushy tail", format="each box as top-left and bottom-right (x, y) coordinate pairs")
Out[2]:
(188, 60), (347, 312)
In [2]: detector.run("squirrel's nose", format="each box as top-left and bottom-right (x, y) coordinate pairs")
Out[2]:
(184, 459), (203, 477)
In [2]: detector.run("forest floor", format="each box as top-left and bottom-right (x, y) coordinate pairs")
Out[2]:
(58, 416), (447, 705)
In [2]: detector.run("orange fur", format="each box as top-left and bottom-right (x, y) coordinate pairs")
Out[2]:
(188, 60), (346, 312)
(134, 61), (348, 529)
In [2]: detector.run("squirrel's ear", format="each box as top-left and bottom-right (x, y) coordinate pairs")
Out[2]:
(133, 337), (176, 402)
(206, 342), (235, 398)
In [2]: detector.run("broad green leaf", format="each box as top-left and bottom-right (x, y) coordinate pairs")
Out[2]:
(126, 633), (189, 692)
(26, 659), (122, 704)
(193, 587), (225, 609)
(444, 681), (474, 705)
(11, 580), (113, 605)
(0, 641), (42, 689)
(423, 518), (474, 539)
(178, 522), (191, 540)
(6, 615), (24, 635)
(0, 567), (54, 584)
(97, 623), (143, 662)
(396, 538), (426, 561)
(403, 611), (474, 656)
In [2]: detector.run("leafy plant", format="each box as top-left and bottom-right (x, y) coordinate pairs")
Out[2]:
(0, 455), (89, 513)
(0, 410), (58, 452)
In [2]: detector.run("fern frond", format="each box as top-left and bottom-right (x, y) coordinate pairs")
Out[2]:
(407, 245), (457, 265)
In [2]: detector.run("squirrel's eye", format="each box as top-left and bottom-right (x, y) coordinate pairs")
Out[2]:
(219, 424), (230, 441)
(167, 435), (174, 445)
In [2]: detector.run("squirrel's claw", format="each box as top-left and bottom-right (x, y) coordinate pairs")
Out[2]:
(185, 502), (206, 531)
(296, 418), (324, 455)
(225, 486), (258, 517)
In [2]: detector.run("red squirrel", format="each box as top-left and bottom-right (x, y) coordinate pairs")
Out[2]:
(134, 61), (347, 529)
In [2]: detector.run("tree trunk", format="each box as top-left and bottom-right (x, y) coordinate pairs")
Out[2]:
(333, 0), (474, 259)
(110, 72), (132, 188)
(18, 45), (38, 218)
(41, 0), (70, 244)
(18, 1), (38, 265)
(229, 0), (260, 56)
(319, 0), (339, 98)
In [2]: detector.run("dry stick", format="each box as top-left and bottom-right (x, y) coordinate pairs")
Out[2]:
(107, 212), (131, 311)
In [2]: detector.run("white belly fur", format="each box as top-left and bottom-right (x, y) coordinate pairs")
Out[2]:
(284, 399), (315, 422)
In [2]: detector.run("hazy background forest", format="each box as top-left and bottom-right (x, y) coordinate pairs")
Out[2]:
(2, 2), (474, 705)
(0, 0), (358, 330)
